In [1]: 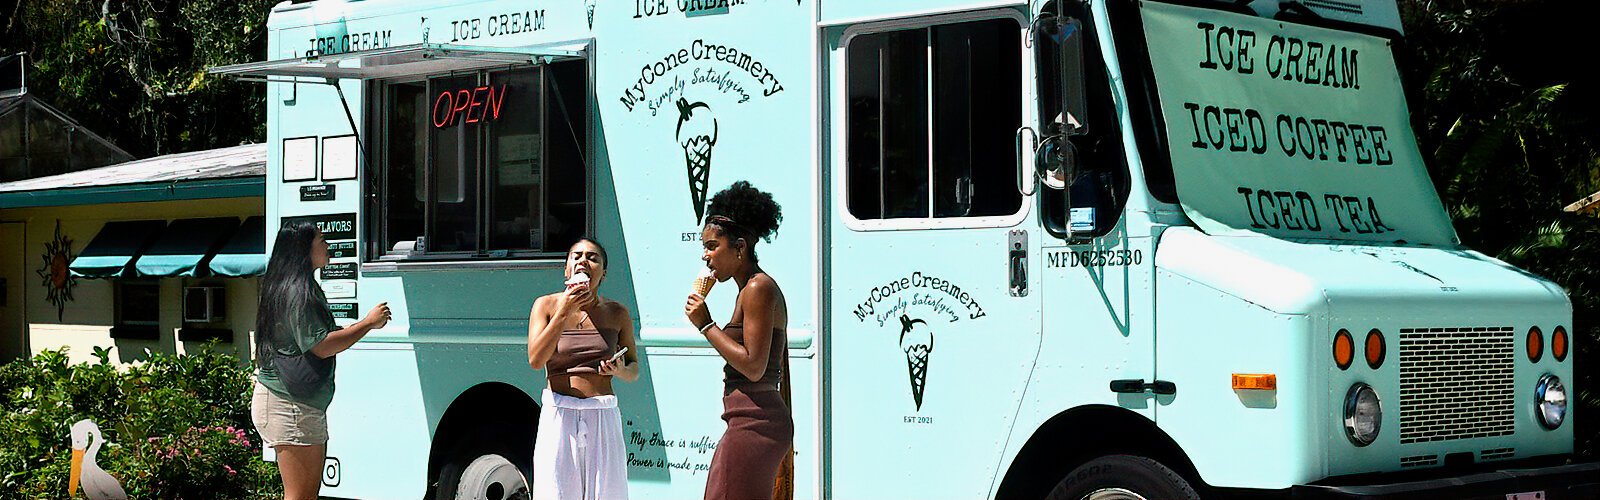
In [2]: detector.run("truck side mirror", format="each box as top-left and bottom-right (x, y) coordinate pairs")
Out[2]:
(1033, 12), (1089, 136)
(1030, 9), (1090, 192)
(1035, 134), (1077, 191)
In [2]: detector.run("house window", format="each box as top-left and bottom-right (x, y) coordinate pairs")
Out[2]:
(112, 280), (160, 340)
(846, 18), (1023, 221)
(369, 59), (589, 259)
(183, 285), (227, 324)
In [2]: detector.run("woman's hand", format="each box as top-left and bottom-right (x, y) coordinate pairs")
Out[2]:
(598, 348), (639, 381)
(685, 293), (712, 331)
(597, 356), (624, 376)
(555, 284), (598, 318)
(364, 302), (392, 329)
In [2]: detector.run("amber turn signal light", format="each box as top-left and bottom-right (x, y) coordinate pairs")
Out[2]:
(1552, 326), (1568, 362)
(1333, 329), (1354, 370)
(1528, 327), (1543, 363)
(1365, 329), (1385, 369)
(1232, 373), (1277, 390)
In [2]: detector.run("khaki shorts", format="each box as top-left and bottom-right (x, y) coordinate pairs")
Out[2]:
(251, 382), (329, 447)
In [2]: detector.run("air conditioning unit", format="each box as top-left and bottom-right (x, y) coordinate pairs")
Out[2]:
(183, 286), (227, 323)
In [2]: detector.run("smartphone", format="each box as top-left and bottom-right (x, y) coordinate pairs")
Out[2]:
(608, 346), (629, 364)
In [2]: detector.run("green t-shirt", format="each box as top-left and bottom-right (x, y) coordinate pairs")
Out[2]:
(256, 289), (338, 411)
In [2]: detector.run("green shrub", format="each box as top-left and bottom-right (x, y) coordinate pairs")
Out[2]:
(0, 347), (280, 499)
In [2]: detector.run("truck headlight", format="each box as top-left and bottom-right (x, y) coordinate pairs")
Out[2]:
(1344, 383), (1381, 446)
(1535, 374), (1567, 429)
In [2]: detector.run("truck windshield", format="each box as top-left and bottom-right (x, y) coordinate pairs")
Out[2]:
(1135, 0), (1457, 246)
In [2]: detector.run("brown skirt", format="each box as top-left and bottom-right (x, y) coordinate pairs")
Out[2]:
(705, 389), (793, 500)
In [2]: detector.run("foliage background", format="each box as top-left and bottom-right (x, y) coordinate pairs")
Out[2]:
(0, 348), (280, 499)
(0, 0), (276, 157)
(0, 0), (1594, 466)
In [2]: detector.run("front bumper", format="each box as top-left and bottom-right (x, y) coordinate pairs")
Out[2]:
(1291, 459), (1600, 500)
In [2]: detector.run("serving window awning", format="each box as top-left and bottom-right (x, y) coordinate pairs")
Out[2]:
(131, 217), (242, 278)
(70, 220), (168, 279)
(207, 216), (267, 278)
(207, 42), (587, 81)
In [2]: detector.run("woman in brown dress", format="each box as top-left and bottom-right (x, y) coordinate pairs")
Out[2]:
(684, 181), (791, 500)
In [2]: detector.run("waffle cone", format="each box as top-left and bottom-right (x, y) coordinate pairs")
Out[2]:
(691, 275), (715, 297)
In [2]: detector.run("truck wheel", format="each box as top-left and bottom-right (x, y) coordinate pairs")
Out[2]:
(1045, 455), (1199, 500)
(449, 454), (530, 500)
(432, 428), (533, 500)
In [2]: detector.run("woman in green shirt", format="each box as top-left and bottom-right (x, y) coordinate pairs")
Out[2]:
(251, 221), (390, 500)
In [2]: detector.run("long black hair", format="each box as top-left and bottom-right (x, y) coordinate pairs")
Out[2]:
(255, 222), (324, 366)
(705, 181), (783, 263)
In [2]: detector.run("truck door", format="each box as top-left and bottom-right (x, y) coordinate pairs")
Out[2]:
(1031, 0), (1159, 424)
(821, 10), (1042, 498)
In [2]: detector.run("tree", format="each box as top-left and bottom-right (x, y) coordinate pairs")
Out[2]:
(0, 0), (276, 158)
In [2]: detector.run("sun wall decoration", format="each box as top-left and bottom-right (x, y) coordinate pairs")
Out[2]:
(36, 221), (77, 320)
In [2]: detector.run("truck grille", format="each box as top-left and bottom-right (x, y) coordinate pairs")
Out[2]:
(1398, 327), (1516, 444)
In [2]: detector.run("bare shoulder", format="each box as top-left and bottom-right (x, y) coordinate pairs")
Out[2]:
(598, 298), (633, 325)
(531, 293), (559, 315)
(748, 274), (783, 298)
(741, 274), (785, 308)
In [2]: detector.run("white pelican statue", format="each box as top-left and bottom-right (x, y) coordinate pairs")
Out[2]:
(69, 419), (127, 500)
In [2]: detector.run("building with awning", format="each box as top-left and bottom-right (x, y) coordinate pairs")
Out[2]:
(0, 143), (265, 364)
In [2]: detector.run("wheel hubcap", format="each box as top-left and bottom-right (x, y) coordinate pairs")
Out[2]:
(1083, 488), (1148, 500)
(454, 454), (530, 500)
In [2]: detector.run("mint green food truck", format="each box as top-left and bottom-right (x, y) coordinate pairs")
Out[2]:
(211, 0), (1595, 498)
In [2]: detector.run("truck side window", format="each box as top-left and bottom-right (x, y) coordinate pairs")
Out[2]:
(846, 18), (1022, 221)
(1035, 3), (1130, 239)
(369, 60), (589, 260)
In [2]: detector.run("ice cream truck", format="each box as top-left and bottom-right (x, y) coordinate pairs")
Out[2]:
(210, 0), (1595, 498)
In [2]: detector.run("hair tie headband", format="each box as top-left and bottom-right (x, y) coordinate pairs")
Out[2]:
(706, 215), (752, 239)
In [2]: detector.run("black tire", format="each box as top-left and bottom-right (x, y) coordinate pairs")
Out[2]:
(430, 425), (534, 500)
(1046, 455), (1200, 500)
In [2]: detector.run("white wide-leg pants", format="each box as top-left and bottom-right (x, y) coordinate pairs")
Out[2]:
(533, 389), (629, 500)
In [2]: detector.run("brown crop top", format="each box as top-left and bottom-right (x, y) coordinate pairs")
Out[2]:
(722, 323), (786, 393)
(546, 326), (621, 377)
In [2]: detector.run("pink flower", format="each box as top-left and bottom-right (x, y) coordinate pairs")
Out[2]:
(224, 465), (237, 476)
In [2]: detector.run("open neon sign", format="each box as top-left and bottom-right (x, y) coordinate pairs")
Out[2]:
(431, 85), (508, 128)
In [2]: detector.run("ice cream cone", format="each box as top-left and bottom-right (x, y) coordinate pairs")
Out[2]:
(691, 268), (716, 297)
(675, 98), (718, 224)
(898, 315), (933, 411)
(685, 142), (713, 223)
(566, 271), (591, 289)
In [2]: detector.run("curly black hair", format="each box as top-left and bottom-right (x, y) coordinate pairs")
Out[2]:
(705, 180), (783, 262)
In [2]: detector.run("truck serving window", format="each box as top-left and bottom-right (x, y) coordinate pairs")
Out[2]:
(846, 18), (1022, 222)
(370, 60), (589, 259)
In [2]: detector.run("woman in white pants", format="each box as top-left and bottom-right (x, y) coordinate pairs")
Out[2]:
(528, 238), (639, 499)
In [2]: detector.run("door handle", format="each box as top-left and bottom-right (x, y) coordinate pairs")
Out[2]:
(1109, 379), (1177, 396)
(1008, 230), (1028, 297)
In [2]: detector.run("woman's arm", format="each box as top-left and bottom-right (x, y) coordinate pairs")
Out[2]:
(310, 302), (389, 358)
(527, 295), (558, 369)
(529, 286), (596, 369)
(694, 281), (777, 382)
(599, 302), (641, 382)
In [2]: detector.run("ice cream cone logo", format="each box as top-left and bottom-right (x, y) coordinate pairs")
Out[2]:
(585, 0), (596, 29)
(675, 98), (718, 224)
(899, 315), (934, 411)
